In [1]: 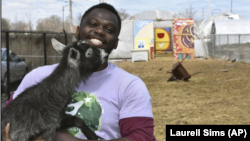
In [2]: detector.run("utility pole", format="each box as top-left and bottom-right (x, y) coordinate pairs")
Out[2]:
(69, 0), (73, 32)
(58, 0), (68, 31)
(62, 6), (64, 31)
(208, 0), (210, 19)
(202, 8), (204, 21)
(62, 5), (67, 31)
(231, 0), (233, 13)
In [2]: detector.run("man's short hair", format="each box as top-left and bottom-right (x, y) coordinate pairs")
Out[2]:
(79, 3), (121, 36)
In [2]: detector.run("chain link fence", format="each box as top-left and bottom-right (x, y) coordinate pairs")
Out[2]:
(206, 34), (250, 63)
(1, 30), (75, 71)
(1, 30), (75, 98)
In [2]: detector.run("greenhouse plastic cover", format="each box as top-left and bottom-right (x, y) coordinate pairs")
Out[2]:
(109, 20), (134, 59)
(214, 19), (250, 34)
(213, 19), (250, 45)
(198, 13), (245, 35)
(127, 10), (183, 21)
(109, 10), (209, 59)
(109, 10), (183, 59)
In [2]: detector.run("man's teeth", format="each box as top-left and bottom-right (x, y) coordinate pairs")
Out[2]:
(90, 39), (102, 45)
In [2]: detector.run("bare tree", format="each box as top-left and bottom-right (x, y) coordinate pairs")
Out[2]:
(118, 8), (130, 21)
(36, 19), (46, 31)
(49, 15), (63, 32)
(36, 15), (63, 32)
(178, 4), (197, 19)
(12, 16), (28, 30)
(194, 20), (203, 27)
(63, 16), (73, 32)
(25, 13), (34, 31)
(178, 4), (203, 26)
(1, 18), (11, 29)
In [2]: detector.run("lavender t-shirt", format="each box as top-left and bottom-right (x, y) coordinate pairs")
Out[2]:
(13, 62), (153, 140)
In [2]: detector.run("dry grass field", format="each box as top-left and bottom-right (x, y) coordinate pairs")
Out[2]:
(1, 52), (249, 141)
(112, 53), (250, 141)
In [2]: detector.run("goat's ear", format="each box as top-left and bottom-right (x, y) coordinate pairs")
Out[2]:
(72, 36), (77, 42)
(51, 38), (66, 54)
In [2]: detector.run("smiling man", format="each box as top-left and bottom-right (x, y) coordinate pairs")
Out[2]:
(3, 3), (156, 141)
(75, 4), (120, 72)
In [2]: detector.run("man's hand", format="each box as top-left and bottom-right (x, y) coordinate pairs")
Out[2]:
(54, 130), (83, 141)
(3, 123), (11, 141)
(54, 130), (130, 141)
(2, 124), (128, 141)
(34, 137), (46, 141)
(2, 123), (45, 141)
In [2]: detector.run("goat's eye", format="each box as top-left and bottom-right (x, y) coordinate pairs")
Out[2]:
(88, 51), (93, 55)
(86, 48), (93, 57)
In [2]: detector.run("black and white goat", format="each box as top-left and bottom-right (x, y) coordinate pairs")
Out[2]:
(1, 39), (108, 141)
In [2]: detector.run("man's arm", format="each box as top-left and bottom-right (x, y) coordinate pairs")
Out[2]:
(119, 117), (156, 141)
(53, 116), (156, 141)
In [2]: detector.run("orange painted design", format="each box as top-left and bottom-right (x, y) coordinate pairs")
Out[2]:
(173, 19), (195, 60)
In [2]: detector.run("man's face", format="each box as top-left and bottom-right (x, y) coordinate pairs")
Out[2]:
(78, 8), (119, 54)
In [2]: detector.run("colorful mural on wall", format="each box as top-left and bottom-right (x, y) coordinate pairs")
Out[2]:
(134, 20), (154, 60)
(173, 19), (195, 60)
(155, 28), (171, 52)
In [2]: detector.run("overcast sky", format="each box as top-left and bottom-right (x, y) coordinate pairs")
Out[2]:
(2, 0), (250, 26)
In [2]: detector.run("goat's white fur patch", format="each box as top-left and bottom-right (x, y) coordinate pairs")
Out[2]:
(99, 49), (108, 64)
(77, 40), (87, 46)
